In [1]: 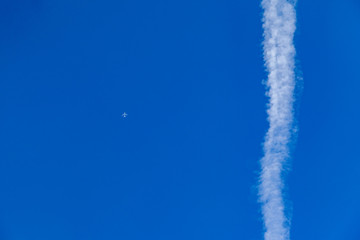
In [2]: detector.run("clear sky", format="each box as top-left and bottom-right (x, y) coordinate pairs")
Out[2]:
(0, 0), (359, 239)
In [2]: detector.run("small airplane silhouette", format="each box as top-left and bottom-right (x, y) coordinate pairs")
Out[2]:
(122, 112), (128, 118)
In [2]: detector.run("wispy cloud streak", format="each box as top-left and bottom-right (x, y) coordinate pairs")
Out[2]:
(259, 0), (297, 240)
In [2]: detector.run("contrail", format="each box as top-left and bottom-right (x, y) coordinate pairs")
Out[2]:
(258, 0), (297, 240)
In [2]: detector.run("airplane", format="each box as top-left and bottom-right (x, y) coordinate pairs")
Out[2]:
(122, 112), (128, 118)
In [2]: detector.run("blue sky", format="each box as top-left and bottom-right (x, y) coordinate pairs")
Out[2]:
(0, 0), (359, 239)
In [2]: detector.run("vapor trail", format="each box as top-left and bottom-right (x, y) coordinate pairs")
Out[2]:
(259, 0), (297, 240)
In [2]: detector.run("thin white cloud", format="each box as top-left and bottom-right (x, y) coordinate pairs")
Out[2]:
(259, 0), (297, 240)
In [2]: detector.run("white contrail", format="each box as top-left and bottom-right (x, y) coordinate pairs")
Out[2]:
(259, 0), (297, 240)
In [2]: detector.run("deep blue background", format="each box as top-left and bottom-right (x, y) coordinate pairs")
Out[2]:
(0, 0), (359, 239)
